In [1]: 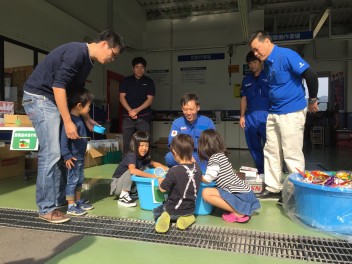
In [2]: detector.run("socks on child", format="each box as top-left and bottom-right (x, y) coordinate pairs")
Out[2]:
(176, 215), (195, 230)
(155, 212), (171, 233)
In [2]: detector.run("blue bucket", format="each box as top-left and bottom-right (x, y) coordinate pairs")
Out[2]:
(289, 173), (352, 235)
(93, 125), (106, 134)
(131, 169), (215, 215)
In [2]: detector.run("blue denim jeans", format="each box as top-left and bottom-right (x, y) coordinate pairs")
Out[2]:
(22, 91), (62, 215)
(65, 160), (84, 200)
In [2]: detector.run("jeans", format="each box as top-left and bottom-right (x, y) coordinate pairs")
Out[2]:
(22, 91), (61, 215)
(65, 160), (84, 200)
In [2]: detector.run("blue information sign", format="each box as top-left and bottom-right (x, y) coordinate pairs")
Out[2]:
(178, 53), (225, 62)
(270, 31), (312, 42)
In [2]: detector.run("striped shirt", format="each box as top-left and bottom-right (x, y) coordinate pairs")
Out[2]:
(204, 153), (250, 193)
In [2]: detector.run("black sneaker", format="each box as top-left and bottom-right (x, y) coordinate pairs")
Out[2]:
(130, 189), (138, 199)
(118, 194), (137, 207)
(277, 197), (283, 206)
(256, 190), (281, 199)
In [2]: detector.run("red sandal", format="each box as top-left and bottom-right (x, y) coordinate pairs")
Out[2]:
(222, 212), (250, 223)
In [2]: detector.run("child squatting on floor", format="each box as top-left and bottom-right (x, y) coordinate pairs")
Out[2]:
(110, 131), (168, 207)
(198, 129), (261, 223)
(154, 134), (202, 233)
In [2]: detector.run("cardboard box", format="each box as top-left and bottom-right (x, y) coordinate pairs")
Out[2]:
(0, 101), (14, 125)
(0, 144), (26, 179)
(25, 157), (38, 171)
(84, 147), (106, 168)
(246, 180), (265, 193)
(105, 133), (123, 152)
(240, 166), (258, 180)
(4, 114), (32, 127)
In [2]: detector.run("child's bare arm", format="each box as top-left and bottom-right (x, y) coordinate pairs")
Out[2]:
(128, 164), (156, 178)
(158, 178), (166, 192)
(202, 175), (211, 183)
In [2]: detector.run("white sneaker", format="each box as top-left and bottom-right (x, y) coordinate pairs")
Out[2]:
(118, 193), (137, 207)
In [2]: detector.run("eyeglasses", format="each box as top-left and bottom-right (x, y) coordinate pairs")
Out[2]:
(110, 48), (118, 59)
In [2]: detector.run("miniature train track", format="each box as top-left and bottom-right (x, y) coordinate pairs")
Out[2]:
(1, 207), (352, 263)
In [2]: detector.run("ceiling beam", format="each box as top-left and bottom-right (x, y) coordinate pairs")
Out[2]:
(237, 0), (250, 39)
(313, 8), (330, 38)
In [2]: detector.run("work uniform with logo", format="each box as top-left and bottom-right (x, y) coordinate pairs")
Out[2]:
(240, 70), (270, 174)
(165, 115), (215, 173)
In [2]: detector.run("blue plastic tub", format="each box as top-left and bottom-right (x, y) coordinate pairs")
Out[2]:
(289, 173), (352, 235)
(131, 169), (215, 215)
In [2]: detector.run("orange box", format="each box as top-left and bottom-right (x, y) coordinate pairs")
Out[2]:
(4, 114), (32, 127)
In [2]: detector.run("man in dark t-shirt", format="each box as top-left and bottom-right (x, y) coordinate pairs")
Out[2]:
(22, 30), (125, 224)
(120, 57), (155, 154)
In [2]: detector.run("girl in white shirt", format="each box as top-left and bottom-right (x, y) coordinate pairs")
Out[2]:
(198, 129), (260, 223)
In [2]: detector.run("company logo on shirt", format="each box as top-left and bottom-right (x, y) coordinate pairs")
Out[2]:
(180, 127), (187, 130)
(245, 83), (252, 87)
(299, 62), (305, 68)
(171, 130), (178, 137)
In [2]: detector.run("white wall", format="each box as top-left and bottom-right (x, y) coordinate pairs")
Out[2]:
(144, 10), (264, 110)
(0, 0), (147, 101)
(142, 11), (352, 115)
(1, 1), (351, 119)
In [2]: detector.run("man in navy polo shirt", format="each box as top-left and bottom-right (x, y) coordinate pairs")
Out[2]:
(165, 93), (215, 173)
(249, 31), (319, 204)
(240, 51), (270, 176)
(23, 29), (125, 223)
(120, 57), (155, 154)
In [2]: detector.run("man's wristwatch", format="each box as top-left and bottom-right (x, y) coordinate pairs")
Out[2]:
(308, 98), (318, 104)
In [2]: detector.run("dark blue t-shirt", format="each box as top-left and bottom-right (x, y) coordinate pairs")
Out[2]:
(60, 114), (88, 161)
(112, 152), (151, 179)
(119, 75), (155, 119)
(24, 42), (93, 102)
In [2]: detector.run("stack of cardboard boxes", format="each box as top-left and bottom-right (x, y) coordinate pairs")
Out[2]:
(0, 104), (33, 179)
(239, 166), (265, 193)
(84, 138), (121, 168)
(0, 143), (26, 179)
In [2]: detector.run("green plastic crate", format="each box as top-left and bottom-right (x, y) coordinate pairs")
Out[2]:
(102, 151), (122, 164)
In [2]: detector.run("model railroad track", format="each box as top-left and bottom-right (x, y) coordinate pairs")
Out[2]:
(0, 207), (351, 263)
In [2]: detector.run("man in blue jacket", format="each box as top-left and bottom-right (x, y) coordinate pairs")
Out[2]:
(240, 51), (270, 176)
(165, 93), (215, 173)
(249, 31), (319, 205)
